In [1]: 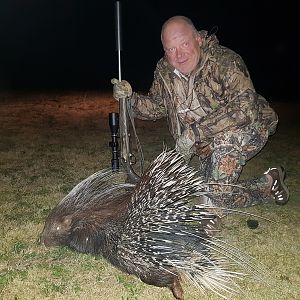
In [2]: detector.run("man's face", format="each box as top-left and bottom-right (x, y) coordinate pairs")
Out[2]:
(162, 21), (202, 75)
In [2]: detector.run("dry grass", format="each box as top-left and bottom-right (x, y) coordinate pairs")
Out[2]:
(0, 91), (299, 300)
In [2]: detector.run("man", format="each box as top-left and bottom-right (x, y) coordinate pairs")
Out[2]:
(111, 16), (289, 208)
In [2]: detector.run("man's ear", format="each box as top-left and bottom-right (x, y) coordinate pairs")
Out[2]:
(196, 35), (202, 47)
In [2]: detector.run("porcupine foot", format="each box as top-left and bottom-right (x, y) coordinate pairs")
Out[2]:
(170, 277), (184, 300)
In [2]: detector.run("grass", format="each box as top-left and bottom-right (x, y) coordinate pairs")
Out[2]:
(0, 91), (299, 300)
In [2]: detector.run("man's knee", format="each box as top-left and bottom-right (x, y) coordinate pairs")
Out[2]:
(209, 146), (244, 182)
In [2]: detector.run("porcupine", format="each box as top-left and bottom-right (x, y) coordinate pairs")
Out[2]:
(41, 149), (267, 300)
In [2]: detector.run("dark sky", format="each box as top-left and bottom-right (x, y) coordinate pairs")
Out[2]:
(0, 0), (297, 100)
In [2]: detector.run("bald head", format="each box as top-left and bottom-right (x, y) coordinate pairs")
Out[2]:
(161, 16), (198, 43)
(161, 16), (202, 75)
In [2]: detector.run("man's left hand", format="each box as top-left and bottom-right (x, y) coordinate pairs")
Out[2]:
(175, 128), (195, 162)
(193, 141), (212, 159)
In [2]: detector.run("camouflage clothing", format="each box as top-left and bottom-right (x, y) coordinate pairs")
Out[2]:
(131, 31), (278, 209)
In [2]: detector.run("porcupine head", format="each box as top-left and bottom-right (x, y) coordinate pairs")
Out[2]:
(41, 170), (133, 252)
(41, 205), (73, 247)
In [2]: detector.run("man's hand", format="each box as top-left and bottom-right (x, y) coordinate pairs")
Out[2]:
(176, 127), (213, 161)
(175, 128), (195, 162)
(111, 78), (132, 101)
(193, 141), (212, 159)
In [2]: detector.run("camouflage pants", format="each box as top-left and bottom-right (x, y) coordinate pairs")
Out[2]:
(196, 125), (272, 209)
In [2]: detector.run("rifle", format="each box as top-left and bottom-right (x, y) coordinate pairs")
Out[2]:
(109, 1), (142, 184)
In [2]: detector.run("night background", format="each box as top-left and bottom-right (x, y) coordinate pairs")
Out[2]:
(1, 2), (300, 299)
(0, 0), (297, 101)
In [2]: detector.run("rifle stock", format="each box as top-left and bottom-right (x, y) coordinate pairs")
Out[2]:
(119, 97), (140, 183)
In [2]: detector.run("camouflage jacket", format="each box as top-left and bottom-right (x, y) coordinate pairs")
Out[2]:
(131, 30), (278, 143)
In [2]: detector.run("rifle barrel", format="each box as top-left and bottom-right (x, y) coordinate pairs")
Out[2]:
(115, 1), (122, 81)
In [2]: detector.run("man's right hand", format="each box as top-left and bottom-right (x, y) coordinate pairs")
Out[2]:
(194, 141), (212, 159)
(111, 78), (133, 101)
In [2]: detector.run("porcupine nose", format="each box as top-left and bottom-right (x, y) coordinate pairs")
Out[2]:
(40, 231), (56, 247)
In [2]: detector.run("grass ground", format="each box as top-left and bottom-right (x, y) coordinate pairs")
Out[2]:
(0, 91), (299, 300)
